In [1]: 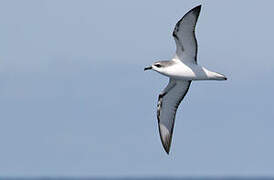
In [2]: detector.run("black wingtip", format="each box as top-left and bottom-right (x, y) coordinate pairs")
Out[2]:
(160, 135), (171, 155)
(164, 146), (170, 155)
(192, 5), (202, 15)
(194, 5), (202, 10)
(181, 5), (201, 20)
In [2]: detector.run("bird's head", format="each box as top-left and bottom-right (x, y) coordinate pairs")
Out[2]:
(144, 61), (174, 74)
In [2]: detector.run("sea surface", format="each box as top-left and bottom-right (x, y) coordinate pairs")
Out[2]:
(1, 177), (274, 180)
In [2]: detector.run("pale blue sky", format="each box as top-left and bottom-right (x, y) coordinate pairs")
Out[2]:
(0, 0), (274, 177)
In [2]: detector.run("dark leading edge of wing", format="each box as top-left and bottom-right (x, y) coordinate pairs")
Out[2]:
(172, 5), (201, 64)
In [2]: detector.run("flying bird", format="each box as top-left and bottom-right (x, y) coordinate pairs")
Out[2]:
(144, 5), (227, 154)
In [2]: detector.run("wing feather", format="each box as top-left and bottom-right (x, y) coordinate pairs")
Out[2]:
(157, 79), (191, 154)
(173, 5), (201, 64)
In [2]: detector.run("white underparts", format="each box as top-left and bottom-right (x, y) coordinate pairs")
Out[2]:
(153, 62), (227, 81)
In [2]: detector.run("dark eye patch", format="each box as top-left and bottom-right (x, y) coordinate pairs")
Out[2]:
(155, 64), (162, 68)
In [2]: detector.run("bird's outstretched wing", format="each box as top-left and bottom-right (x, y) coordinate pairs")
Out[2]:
(157, 79), (191, 154)
(173, 5), (201, 64)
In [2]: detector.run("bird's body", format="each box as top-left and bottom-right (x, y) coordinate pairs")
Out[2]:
(155, 59), (226, 81)
(144, 5), (227, 154)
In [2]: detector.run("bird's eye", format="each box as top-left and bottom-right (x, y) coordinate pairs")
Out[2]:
(155, 64), (162, 68)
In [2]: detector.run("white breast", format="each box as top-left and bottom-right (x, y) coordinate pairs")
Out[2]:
(160, 61), (215, 80)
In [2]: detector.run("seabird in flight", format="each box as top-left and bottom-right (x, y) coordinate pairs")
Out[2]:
(144, 5), (227, 154)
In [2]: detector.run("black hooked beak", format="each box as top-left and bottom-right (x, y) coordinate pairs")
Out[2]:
(144, 66), (152, 71)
